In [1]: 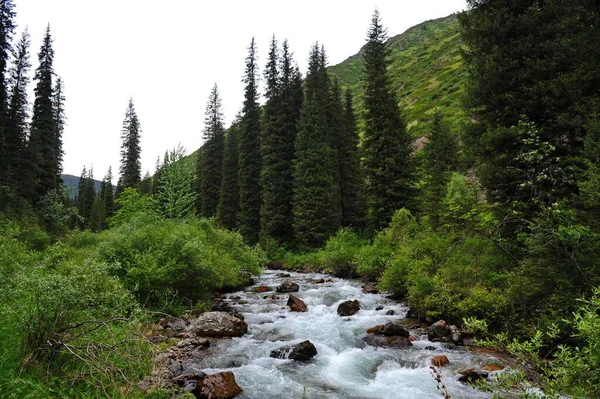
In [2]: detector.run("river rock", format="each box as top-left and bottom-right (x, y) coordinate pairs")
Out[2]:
(270, 340), (318, 361)
(287, 294), (308, 312)
(337, 300), (360, 316)
(450, 324), (463, 344)
(428, 320), (451, 342)
(382, 321), (410, 337)
(363, 334), (412, 349)
(276, 280), (300, 293)
(458, 368), (489, 384)
(431, 355), (450, 367)
(276, 273), (291, 278)
(362, 282), (379, 294)
(194, 371), (243, 399)
(186, 312), (248, 338)
(254, 285), (271, 293)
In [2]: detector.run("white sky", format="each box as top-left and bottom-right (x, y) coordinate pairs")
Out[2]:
(14, 0), (466, 179)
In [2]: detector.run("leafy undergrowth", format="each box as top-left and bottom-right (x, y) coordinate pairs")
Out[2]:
(0, 212), (263, 398)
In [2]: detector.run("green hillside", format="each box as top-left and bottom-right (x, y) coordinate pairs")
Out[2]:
(329, 14), (466, 138)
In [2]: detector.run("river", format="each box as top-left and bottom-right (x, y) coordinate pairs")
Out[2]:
(198, 270), (502, 399)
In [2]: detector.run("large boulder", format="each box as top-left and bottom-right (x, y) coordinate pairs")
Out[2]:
(253, 285), (271, 293)
(428, 320), (451, 342)
(270, 340), (318, 361)
(337, 300), (360, 316)
(287, 294), (308, 312)
(431, 355), (450, 367)
(458, 368), (489, 384)
(186, 312), (248, 338)
(381, 321), (410, 337)
(363, 334), (412, 349)
(194, 371), (243, 399)
(276, 280), (300, 292)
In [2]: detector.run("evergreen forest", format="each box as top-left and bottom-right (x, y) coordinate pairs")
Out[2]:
(1, 1), (600, 397)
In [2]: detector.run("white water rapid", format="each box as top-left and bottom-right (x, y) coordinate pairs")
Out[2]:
(199, 270), (502, 399)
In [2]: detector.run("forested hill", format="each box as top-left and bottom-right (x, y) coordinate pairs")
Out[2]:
(329, 14), (465, 138)
(62, 174), (102, 198)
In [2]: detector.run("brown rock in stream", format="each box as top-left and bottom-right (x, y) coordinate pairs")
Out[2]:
(194, 371), (243, 399)
(287, 294), (308, 312)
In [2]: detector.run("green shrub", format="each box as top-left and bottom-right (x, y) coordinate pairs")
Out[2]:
(99, 216), (262, 308)
(320, 229), (366, 277)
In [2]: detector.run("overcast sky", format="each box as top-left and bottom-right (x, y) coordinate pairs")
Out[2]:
(14, 0), (466, 178)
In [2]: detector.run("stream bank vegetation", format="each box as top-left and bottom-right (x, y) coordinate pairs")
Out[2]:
(1, 0), (600, 397)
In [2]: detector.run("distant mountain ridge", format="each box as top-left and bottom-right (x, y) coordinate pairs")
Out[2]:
(329, 14), (466, 138)
(62, 174), (103, 198)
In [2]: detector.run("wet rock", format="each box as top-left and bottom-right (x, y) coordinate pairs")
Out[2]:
(324, 278), (334, 283)
(408, 336), (416, 342)
(363, 334), (412, 349)
(276, 272), (291, 278)
(314, 278), (325, 284)
(382, 321), (410, 337)
(270, 340), (318, 361)
(458, 368), (489, 384)
(482, 364), (503, 372)
(176, 338), (210, 349)
(406, 308), (418, 319)
(450, 325), (463, 345)
(194, 371), (243, 399)
(172, 372), (207, 384)
(362, 282), (379, 294)
(287, 294), (308, 312)
(337, 300), (360, 316)
(186, 312), (248, 338)
(428, 320), (451, 342)
(254, 285), (271, 293)
(366, 325), (384, 334)
(184, 380), (197, 393)
(425, 346), (436, 350)
(276, 280), (300, 293)
(385, 309), (396, 316)
(375, 305), (384, 311)
(431, 355), (450, 367)
(165, 358), (184, 376)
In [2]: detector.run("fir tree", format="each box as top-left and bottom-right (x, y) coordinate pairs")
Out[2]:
(102, 166), (114, 225)
(151, 156), (161, 195)
(361, 10), (414, 231)
(4, 28), (31, 187)
(238, 38), (262, 244)
(88, 195), (104, 232)
(23, 26), (60, 203)
(420, 112), (461, 226)
(118, 98), (142, 190)
(52, 76), (65, 176)
(198, 83), (225, 217)
(139, 170), (152, 195)
(292, 44), (341, 249)
(217, 118), (241, 230)
(0, 0), (16, 181)
(338, 88), (365, 229)
(156, 145), (197, 219)
(260, 38), (303, 245)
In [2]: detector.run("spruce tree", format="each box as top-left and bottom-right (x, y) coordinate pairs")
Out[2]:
(292, 44), (341, 249)
(0, 0), (16, 181)
(24, 26), (60, 203)
(198, 83), (225, 217)
(118, 98), (142, 190)
(217, 118), (241, 230)
(420, 112), (461, 226)
(4, 28), (30, 187)
(260, 38), (303, 245)
(338, 88), (365, 228)
(361, 10), (414, 231)
(238, 38), (262, 244)
(157, 145), (197, 219)
(139, 170), (152, 195)
(102, 166), (114, 226)
(52, 76), (65, 176)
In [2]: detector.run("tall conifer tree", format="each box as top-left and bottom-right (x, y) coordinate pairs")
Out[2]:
(0, 0), (16, 181)
(217, 117), (241, 230)
(24, 26), (60, 203)
(102, 167), (114, 226)
(292, 44), (341, 249)
(338, 88), (365, 228)
(118, 98), (142, 191)
(4, 28), (30, 187)
(260, 37), (303, 245)
(362, 10), (414, 231)
(197, 83), (225, 217)
(52, 76), (65, 176)
(238, 38), (262, 244)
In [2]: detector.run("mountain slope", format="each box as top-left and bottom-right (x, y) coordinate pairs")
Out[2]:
(328, 14), (466, 138)
(62, 174), (103, 198)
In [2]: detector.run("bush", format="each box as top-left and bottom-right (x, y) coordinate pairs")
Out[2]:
(319, 229), (366, 277)
(99, 216), (262, 309)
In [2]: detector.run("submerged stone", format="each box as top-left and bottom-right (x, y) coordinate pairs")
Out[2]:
(270, 340), (318, 361)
